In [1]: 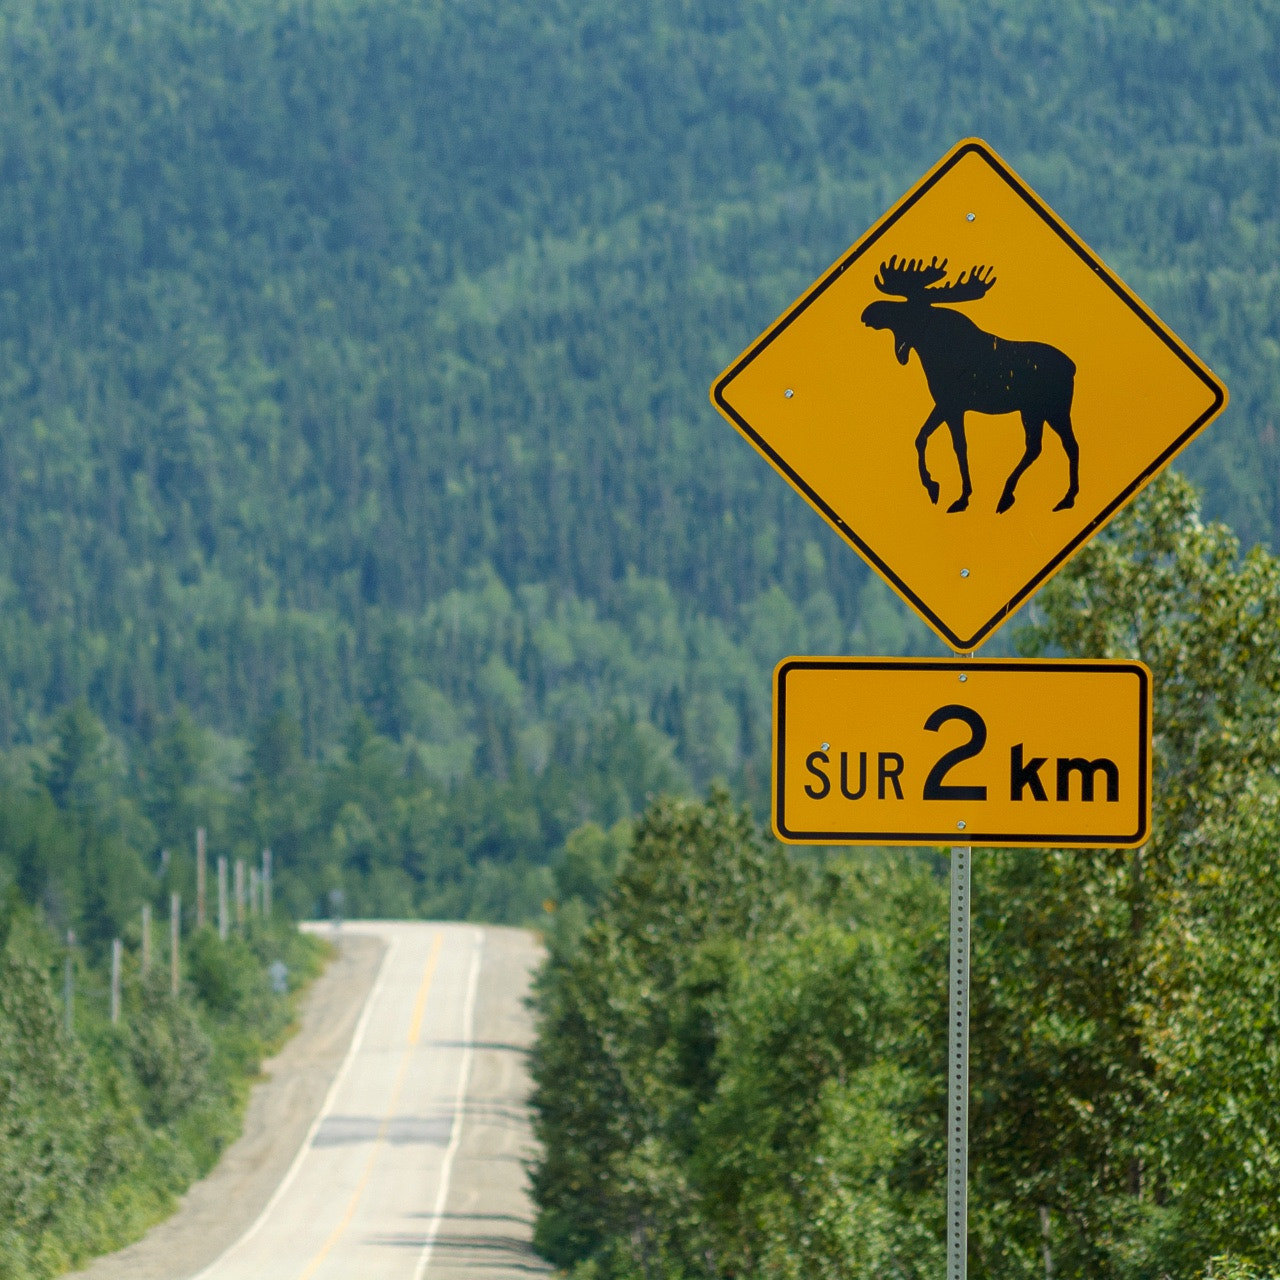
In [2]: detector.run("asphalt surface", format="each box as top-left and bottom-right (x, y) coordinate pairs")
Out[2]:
(70, 922), (549, 1280)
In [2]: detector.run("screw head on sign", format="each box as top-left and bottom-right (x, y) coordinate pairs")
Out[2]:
(960, 568), (970, 579)
(958, 674), (968, 683)
(784, 388), (794, 399)
(957, 821), (967, 831)
(966, 212), (976, 222)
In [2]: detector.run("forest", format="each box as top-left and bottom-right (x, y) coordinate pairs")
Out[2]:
(0, 1), (1275, 868)
(0, 0), (1278, 1273)
(532, 477), (1280, 1277)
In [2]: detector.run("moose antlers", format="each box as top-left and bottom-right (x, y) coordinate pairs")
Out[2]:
(874, 255), (996, 304)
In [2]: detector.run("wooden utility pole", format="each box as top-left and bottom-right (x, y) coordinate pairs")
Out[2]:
(110, 938), (122, 1026)
(170, 893), (181, 996)
(234, 859), (246, 931)
(64, 929), (75, 1035)
(217, 856), (229, 941)
(196, 827), (207, 928)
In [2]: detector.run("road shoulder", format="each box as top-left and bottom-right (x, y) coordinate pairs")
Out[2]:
(67, 930), (386, 1280)
(426, 925), (552, 1279)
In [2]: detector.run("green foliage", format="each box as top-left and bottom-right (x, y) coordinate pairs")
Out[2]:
(999, 473), (1280, 1274)
(13, 0), (1280, 906)
(691, 925), (922, 1279)
(126, 978), (213, 1128)
(530, 790), (799, 1272)
(0, 916), (106, 1278)
(532, 475), (1280, 1279)
(1207, 1259), (1275, 1280)
(553, 822), (631, 911)
(530, 793), (943, 1277)
(0, 902), (325, 1278)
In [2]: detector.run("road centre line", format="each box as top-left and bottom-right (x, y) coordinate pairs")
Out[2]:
(297, 930), (445, 1280)
(188, 934), (398, 1280)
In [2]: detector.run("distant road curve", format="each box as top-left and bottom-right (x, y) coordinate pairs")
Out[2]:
(70, 922), (550, 1280)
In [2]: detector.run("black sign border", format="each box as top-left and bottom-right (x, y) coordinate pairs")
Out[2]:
(774, 657), (1151, 847)
(713, 139), (1227, 652)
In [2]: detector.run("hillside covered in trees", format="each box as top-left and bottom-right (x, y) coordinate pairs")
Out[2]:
(0, 0), (1277, 915)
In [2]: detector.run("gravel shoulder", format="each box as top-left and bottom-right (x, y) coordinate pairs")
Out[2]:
(67, 929), (386, 1280)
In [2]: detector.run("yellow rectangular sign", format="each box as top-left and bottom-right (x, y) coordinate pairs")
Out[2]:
(775, 658), (1151, 848)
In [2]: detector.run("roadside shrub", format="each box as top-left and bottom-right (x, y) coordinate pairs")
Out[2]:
(126, 978), (213, 1127)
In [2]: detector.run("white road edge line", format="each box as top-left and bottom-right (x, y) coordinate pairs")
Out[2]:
(186, 933), (399, 1280)
(412, 928), (486, 1280)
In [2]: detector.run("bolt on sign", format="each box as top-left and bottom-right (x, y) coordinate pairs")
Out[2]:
(774, 658), (1152, 848)
(711, 138), (1227, 652)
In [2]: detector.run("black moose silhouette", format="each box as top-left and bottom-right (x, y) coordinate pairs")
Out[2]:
(861, 255), (1079, 514)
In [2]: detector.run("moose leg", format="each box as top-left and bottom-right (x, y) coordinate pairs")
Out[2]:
(915, 406), (946, 505)
(997, 413), (1045, 514)
(1048, 414), (1080, 511)
(945, 415), (972, 513)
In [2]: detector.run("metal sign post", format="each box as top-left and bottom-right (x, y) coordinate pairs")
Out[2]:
(948, 844), (971, 1280)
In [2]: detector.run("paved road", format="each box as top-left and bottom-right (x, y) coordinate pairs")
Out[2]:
(74, 922), (549, 1280)
(201, 922), (549, 1280)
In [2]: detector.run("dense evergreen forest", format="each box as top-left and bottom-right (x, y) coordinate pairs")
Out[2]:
(0, 3), (1276, 913)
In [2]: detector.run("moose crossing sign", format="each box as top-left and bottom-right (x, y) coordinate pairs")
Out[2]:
(711, 139), (1227, 651)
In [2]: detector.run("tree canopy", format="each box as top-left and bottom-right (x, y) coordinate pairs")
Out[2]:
(531, 475), (1280, 1278)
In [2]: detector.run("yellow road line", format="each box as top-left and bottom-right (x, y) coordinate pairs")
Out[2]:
(298, 931), (444, 1280)
(408, 932), (442, 1046)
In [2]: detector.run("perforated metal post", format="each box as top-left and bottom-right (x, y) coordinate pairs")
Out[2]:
(948, 844), (971, 1280)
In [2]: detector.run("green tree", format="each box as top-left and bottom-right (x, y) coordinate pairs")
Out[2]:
(529, 790), (796, 1274)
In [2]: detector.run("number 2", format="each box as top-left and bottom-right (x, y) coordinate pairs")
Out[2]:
(923, 705), (988, 801)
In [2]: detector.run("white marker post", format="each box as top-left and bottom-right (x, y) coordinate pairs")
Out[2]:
(948, 844), (971, 1280)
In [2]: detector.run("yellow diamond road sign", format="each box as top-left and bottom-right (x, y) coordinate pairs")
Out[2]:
(712, 139), (1227, 652)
